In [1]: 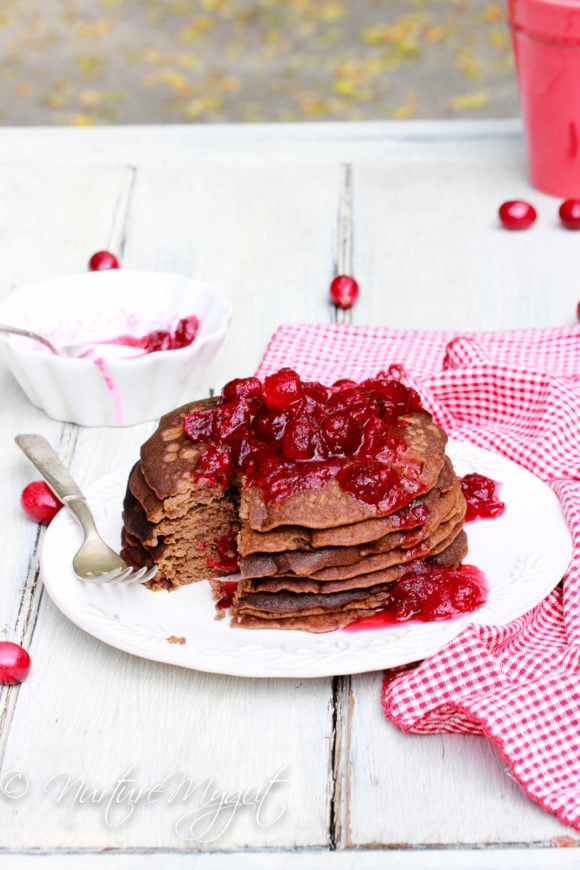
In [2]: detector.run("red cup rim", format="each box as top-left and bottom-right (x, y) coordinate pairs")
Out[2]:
(508, 0), (580, 42)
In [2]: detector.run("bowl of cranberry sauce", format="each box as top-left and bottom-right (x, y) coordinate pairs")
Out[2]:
(0, 270), (232, 426)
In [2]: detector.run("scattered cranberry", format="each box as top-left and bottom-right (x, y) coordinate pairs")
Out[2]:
(0, 642), (31, 685)
(88, 250), (120, 271)
(20, 481), (62, 524)
(559, 199), (580, 230)
(498, 200), (537, 230)
(577, 300), (580, 322)
(330, 275), (359, 309)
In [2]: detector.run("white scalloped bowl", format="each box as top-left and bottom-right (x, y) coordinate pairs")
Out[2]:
(0, 270), (232, 427)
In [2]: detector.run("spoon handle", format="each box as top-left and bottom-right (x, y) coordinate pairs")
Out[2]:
(15, 434), (85, 501)
(0, 324), (60, 355)
(14, 432), (100, 533)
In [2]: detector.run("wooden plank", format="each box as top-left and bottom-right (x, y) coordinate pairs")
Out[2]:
(346, 673), (576, 846)
(350, 149), (577, 333)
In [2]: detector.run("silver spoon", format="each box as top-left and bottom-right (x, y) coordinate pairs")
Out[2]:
(0, 324), (140, 359)
(0, 324), (61, 355)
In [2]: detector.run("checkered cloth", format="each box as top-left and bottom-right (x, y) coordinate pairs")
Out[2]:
(256, 322), (580, 830)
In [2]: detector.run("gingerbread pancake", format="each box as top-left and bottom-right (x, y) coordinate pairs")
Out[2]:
(227, 531), (469, 632)
(237, 457), (458, 555)
(240, 411), (448, 532)
(239, 508), (465, 581)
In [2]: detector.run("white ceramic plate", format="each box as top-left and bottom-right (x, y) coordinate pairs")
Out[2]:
(40, 440), (573, 678)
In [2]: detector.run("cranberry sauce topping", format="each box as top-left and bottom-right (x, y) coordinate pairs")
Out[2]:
(343, 561), (488, 631)
(183, 368), (426, 504)
(460, 472), (506, 522)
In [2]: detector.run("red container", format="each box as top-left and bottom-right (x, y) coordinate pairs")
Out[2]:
(508, 0), (580, 197)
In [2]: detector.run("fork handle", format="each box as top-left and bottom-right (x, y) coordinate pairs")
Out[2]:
(15, 434), (97, 531)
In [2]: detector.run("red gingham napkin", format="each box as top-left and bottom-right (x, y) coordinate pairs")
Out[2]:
(256, 322), (580, 830)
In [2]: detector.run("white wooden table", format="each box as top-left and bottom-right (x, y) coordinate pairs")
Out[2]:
(0, 119), (579, 869)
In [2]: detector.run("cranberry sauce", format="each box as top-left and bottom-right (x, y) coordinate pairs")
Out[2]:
(205, 528), (240, 574)
(183, 368), (427, 504)
(214, 580), (239, 610)
(88, 315), (200, 355)
(460, 472), (505, 522)
(343, 562), (488, 631)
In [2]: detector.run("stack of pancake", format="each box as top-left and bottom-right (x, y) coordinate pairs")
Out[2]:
(231, 450), (466, 633)
(120, 373), (467, 633)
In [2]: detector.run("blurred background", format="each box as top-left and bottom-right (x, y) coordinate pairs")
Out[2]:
(0, 0), (519, 126)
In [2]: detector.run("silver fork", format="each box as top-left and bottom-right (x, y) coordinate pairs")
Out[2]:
(15, 434), (158, 585)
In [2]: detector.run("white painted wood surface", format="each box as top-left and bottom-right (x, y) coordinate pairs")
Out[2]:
(0, 120), (578, 869)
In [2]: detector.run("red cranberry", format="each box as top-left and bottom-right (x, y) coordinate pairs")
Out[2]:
(262, 368), (304, 410)
(173, 315), (200, 348)
(222, 377), (262, 402)
(0, 642), (31, 685)
(330, 275), (359, 309)
(227, 425), (256, 469)
(215, 399), (255, 442)
(559, 199), (580, 230)
(303, 381), (329, 406)
(143, 329), (173, 353)
(21, 481), (62, 524)
(323, 411), (362, 455)
(358, 417), (394, 458)
(577, 300), (580, 322)
(88, 250), (120, 271)
(282, 418), (319, 460)
(327, 386), (378, 425)
(183, 407), (216, 442)
(252, 408), (288, 441)
(337, 460), (399, 507)
(363, 378), (422, 420)
(498, 200), (537, 230)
